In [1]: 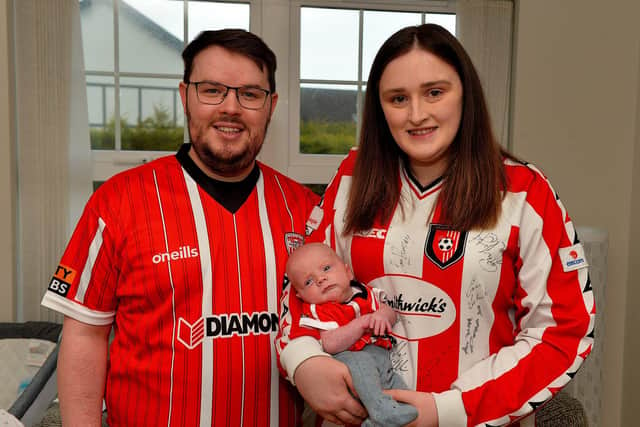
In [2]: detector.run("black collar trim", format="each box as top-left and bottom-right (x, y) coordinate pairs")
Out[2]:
(176, 143), (260, 213)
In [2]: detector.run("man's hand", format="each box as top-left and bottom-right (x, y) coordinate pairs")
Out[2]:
(384, 389), (438, 427)
(294, 356), (367, 425)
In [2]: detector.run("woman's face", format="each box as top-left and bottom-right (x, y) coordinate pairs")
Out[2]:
(378, 47), (463, 185)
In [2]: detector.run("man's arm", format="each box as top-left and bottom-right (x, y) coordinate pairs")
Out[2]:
(57, 316), (111, 427)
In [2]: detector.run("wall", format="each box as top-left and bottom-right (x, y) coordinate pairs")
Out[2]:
(0, 0), (16, 321)
(622, 18), (640, 427)
(512, 1), (640, 426)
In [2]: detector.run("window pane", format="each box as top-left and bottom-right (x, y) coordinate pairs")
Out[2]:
(80, 0), (114, 72)
(362, 11), (421, 81)
(425, 13), (456, 35)
(300, 84), (357, 154)
(188, 2), (250, 42)
(118, 0), (184, 74)
(300, 8), (359, 81)
(87, 75), (116, 150)
(119, 77), (184, 151)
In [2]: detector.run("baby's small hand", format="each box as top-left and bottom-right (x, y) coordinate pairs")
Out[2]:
(366, 312), (393, 336)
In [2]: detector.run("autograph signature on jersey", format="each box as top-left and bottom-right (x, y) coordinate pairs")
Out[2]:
(386, 233), (413, 269)
(462, 278), (485, 355)
(390, 340), (411, 374)
(471, 232), (505, 272)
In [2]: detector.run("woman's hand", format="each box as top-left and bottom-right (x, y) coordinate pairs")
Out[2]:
(294, 356), (367, 425)
(384, 389), (438, 427)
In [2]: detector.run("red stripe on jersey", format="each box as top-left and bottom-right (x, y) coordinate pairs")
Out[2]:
(489, 226), (520, 354)
(416, 207), (463, 392)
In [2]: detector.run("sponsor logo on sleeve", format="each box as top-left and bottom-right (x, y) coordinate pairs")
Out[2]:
(48, 264), (77, 297)
(559, 244), (589, 272)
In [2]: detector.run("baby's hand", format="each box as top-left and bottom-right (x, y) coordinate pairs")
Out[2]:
(365, 311), (394, 336)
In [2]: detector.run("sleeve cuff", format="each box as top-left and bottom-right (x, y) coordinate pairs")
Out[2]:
(433, 389), (467, 427)
(279, 335), (329, 385)
(41, 292), (115, 326)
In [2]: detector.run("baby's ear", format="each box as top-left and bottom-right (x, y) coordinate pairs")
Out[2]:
(346, 263), (355, 280)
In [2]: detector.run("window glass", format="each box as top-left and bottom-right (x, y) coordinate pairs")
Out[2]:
(80, 0), (114, 72)
(300, 83), (357, 154)
(300, 7), (359, 81)
(87, 75), (116, 150)
(425, 13), (456, 35)
(362, 11), (421, 81)
(119, 77), (184, 151)
(118, 0), (184, 74)
(188, 2), (250, 41)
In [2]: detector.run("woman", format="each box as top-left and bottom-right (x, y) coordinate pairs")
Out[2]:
(276, 24), (594, 427)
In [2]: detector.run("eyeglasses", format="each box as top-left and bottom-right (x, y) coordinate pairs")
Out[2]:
(187, 80), (271, 110)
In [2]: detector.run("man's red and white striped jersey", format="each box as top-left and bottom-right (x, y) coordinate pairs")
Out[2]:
(42, 144), (318, 427)
(299, 282), (392, 351)
(277, 149), (594, 427)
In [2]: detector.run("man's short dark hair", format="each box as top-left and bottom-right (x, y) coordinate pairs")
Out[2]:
(182, 29), (277, 92)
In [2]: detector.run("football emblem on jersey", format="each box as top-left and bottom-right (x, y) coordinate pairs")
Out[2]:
(438, 237), (453, 251)
(425, 224), (467, 269)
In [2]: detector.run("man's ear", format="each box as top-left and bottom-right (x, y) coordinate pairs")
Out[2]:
(179, 81), (189, 116)
(268, 92), (278, 119)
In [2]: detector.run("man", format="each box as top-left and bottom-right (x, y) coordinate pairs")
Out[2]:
(41, 29), (318, 427)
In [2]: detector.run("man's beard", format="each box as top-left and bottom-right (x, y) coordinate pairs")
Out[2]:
(186, 112), (270, 178)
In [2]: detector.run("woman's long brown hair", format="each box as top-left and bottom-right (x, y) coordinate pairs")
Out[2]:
(344, 24), (507, 234)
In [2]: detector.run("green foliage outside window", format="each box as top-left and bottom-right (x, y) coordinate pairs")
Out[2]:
(90, 108), (356, 155)
(90, 105), (184, 151)
(300, 120), (356, 154)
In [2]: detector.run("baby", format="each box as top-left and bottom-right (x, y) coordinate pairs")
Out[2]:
(286, 242), (417, 427)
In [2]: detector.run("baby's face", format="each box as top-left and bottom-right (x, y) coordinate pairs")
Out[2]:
(288, 244), (354, 305)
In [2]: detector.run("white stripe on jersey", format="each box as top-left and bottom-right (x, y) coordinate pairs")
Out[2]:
(75, 217), (106, 303)
(182, 168), (214, 427)
(232, 214), (247, 426)
(518, 199), (556, 335)
(383, 170), (436, 390)
(256, 173), (280, 426)
(153, 170), (179, 427)
(274, 175), (295, 230)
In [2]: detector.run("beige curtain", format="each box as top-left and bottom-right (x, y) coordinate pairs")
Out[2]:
(14, 0), (92, 322)
(456, 0), (514, 148)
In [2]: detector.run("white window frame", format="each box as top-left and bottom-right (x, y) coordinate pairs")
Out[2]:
(90, 1), (457, 187)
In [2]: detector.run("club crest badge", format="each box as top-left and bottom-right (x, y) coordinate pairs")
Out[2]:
(284, 232), (304, 254)
(425, 224), (467, 269)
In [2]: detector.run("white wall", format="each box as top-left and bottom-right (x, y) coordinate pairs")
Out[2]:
(0, 0), (16, 322)
(511, 1), (640, 426)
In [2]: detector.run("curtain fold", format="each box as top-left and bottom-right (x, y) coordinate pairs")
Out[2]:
(14, 0), (92, 322)
(456, 0), (514, 148)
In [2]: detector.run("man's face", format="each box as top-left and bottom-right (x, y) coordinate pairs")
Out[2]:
(179, 45), (278, 180)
